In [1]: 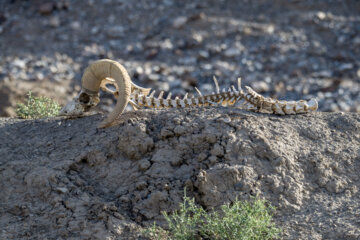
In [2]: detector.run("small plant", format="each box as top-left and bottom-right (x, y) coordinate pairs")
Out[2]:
(16, 91), (61, 119)
(143, 191), (280, 240)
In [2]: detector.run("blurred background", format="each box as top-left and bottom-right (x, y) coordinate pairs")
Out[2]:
(0, 0), (359, 116)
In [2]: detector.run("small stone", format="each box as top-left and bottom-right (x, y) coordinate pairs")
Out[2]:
(192, 33), (203, 43)
(338, 63), (353, 71)
(49, 16), (60, 28)
(265, 25), (275, 34)
(135, 66), (144, 75)
(38, 2), (54, 15)
(160, 38), (174, 50)
(179, 56), (196, 65)
(254, 62), (263, 70)
(224, 47), (241, 57)
(136, 181), (147, 190)
(316, 11), (326, 20)
(36, 72), (45, 80)
(106, 26), (125, 38)
(164, 183), (171, 191)
(56, 187), (68, 194)
(222, 117), (231, 123)
(90, 26), (99, 35)
(252, 81), (270, 93)
(330, 103), (339, 112)
(156, 81), (173, 92)
(338, 101), (351, 112)
(198, 50), (209, 59)
(173, 16), (188, 29)
(12, 59), (26, 69)
(243, 27), (252, 35)
(148, 73), (160, 81)
(313, 70), (332, 78)
(70, 21), (81, 31)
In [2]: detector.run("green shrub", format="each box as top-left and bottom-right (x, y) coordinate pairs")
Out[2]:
(16, 91), (61, 119)
(143, 192), (280, 240)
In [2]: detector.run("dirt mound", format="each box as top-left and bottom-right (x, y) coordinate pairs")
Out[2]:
(0, 108), (359, 239)
(1, 1), (360, 118)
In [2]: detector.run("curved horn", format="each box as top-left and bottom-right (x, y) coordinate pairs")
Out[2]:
(81, 59), (132, 128)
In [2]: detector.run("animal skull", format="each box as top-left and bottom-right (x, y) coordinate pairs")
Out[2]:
(59, 89), (100, 116)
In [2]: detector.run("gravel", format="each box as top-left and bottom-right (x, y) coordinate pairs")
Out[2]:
(0, 0), (359, 116)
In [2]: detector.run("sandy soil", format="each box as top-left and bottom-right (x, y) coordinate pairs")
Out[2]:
(0, 108), (359, 239)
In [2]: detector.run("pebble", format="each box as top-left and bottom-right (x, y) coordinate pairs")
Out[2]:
(12, 59), (26, 69)
(224, 47), (241, 58)
(338, 101), (351, 112)
(316, 11), (327, 20)
(252, 81), (270, 93)
(198, 50), (210, 59)
(338, 63), (353, 71)
(56, 187), (68, 194)
(49, 16), (60, 28)
(179, 56), (197, 65)
(106, 26), (125, 38)
(0, 1), (359, 118)
(38, 3), (54, 15)
(147, 73), (160, 81)
(173, 16), (188, 29)
(70, 21), (81, 31)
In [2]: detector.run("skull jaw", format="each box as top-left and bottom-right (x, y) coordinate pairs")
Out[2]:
(58, 99), (86, 116)
(59, 89), (100, 117)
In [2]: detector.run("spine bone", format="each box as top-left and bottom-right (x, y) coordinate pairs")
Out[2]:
(243, 86), (318, 114)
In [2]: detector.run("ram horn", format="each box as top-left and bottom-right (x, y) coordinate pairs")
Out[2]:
(59, 59), (132, 128)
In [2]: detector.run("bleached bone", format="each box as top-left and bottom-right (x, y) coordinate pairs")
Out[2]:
(130, 82), (244, 109)
(194, 87), (203, 96)
(243, 86), (318, 114)
(213, 76), (220, 94)
(158, 91), (164, 99)
(60, 59), (318, 128)
(128, 76), (318, 115)
(59, 59), (146, 128)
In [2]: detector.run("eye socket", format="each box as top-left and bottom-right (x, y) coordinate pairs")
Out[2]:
(79, 92), (90, 104)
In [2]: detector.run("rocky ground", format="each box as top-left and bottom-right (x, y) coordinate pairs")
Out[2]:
(1, 108), (360, 239)
(0, 0), (359, 116)
(1, 1), (360, 239)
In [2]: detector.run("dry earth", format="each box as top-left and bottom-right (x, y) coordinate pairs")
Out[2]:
(1, 108), (359, 239)
(1, 0), (360, 116)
